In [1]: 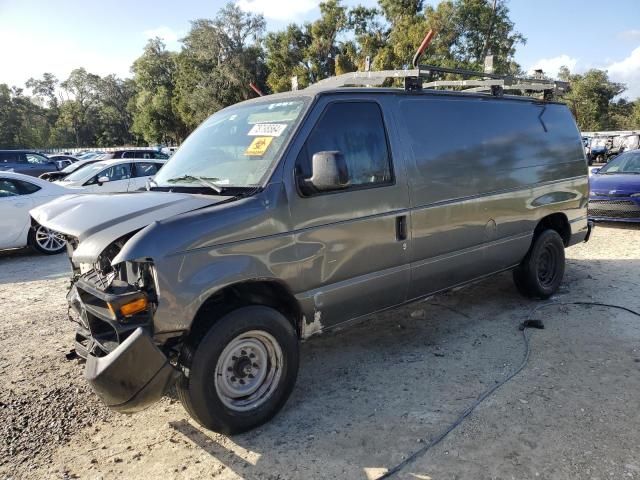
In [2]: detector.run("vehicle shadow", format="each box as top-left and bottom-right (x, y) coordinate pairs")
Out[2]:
(0, 248), (69, 285)
(162, 258), (640, 479)
(592, 221), (640, 231)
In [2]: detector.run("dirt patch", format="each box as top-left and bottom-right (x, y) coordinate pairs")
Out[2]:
(0, 251), (114, 474)
(0, 224), (639, 479)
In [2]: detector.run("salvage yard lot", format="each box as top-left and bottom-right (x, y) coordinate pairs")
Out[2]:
(1, 223), (639, 480)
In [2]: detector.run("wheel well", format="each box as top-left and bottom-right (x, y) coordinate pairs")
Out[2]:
(187, 280), (303, 345)
(535, 213), (570, 246)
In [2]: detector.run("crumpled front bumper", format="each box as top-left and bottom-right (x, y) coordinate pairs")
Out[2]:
(85, 327), (178, 413)
(68, 274), (178, 413)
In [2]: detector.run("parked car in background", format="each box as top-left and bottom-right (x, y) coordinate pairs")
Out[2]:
(54, 158), (166, 193)
(588, 149), (640, 222)
(587, 137), (608, 164)
(47, 155), (78, 170)
(619, 134), (640, 153)
(161, 146), (179, 156)
(0, 172), (70, 254)
(48, 154), (79, 164)
(0, 150), (63, 177)
(40, 157), (104, 182)
(98, 149), (169, 160)
(76, 151), (105, 161)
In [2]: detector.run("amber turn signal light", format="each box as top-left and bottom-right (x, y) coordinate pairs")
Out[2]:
(118, 297), (148, 317)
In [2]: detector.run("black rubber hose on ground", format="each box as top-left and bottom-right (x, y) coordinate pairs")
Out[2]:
(379, 301), (640, 479)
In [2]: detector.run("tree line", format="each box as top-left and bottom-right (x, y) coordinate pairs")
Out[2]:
(1, 0), (639, 149)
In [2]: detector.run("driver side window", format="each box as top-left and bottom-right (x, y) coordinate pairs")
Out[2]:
(86, 163), (131, 185)
(296, 102), (393, 192)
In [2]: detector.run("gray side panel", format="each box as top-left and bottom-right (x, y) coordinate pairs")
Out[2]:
(395, 96), (588, 300)
(399, 97), (586, 205)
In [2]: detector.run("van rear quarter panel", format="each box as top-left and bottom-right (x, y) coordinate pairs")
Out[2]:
(393, 95), (588, 298)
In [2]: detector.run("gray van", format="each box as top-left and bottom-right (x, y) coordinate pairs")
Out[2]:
(32, 74), (591, 434)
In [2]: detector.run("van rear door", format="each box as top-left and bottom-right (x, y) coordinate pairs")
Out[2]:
(284, 95), (411, 330)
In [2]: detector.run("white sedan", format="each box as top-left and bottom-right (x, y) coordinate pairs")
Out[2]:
(54, 158), (166, 193)
(0, 172), (71, 254)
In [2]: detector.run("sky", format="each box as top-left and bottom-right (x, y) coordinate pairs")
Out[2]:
(1, 0), (639, 99)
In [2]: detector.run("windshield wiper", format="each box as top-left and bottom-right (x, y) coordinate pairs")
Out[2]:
(165, 175), (223, 193)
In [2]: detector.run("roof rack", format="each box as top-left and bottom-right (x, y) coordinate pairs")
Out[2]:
(305, 30), (569, 100)
(307, 66), (568, 99)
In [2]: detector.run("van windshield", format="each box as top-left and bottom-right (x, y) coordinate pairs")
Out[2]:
(153, 99), (308, 190)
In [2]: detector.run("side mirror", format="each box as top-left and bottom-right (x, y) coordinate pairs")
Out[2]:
(304, 151), (349, 192)
(591, 168), (600, 175)
(97, 176), (110, 185)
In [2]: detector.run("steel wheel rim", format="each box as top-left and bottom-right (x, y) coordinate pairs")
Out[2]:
(214, 330), (283, 412)
(35, 225), (65, 252)
(537, 244), (558, 287)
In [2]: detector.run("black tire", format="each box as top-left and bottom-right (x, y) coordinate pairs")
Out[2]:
(29, 223), (66, 255)
(513, 229), (565, 299)
(177, 306), (299, 434)
(596, 154), (604, 164)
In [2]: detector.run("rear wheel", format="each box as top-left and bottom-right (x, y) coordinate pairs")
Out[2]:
(29, 223), (66, 255)
(513, 229), (565, 299)
(177, 306), (299, 434)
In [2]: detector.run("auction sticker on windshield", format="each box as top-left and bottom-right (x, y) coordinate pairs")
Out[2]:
(248, 123), (287, 137)
(245, 137), (273, 156)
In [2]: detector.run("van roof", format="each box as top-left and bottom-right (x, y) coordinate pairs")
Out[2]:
(239, 86), (565, 107)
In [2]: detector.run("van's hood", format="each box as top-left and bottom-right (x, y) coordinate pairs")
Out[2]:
(30, 191), (231, 264)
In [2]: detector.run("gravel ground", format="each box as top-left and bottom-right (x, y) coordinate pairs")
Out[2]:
(0, 222), (639, 480)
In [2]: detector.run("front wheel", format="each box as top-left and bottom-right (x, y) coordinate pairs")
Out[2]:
(177, 306), (299, 434)
(29, 223), (66, 255)
(513, 229), (565, 299)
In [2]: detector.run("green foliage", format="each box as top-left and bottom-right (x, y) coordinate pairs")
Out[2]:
(131, 38), (185, 144)
(2, 70), (139, 148)
(265, 25), (312, 92)
(0, 84), (51, 148)
(559, 67), (634, 131)
(174, 4), (267, 130)
(0, 0), (638, 149)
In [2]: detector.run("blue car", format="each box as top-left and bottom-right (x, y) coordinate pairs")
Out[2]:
(589, 150), (640, 222)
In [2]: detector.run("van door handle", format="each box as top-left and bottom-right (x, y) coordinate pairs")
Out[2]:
(396, 215), (407, 241)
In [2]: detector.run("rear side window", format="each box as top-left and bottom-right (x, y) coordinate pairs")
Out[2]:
(0, 178), (39, 196)
(297, 102), (392, 190)
(133, 162), (159, 177)
(15, 179), (41, 194)
(0, 152), (25, 164)
(0, 179), (20, 196)
(153, 152), (169, 159)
